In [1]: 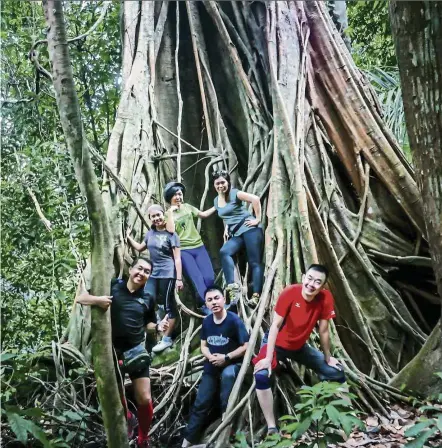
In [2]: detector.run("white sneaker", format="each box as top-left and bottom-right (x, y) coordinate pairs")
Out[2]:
(152, 339), (173, 353)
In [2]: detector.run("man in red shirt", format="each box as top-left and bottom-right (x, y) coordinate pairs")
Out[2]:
(253, 264), (345, 433)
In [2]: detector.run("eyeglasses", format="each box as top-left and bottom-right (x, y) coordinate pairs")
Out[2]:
(212, 169), (229, 178)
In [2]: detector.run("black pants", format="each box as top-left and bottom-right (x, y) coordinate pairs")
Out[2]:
(144, 277), (176, 318)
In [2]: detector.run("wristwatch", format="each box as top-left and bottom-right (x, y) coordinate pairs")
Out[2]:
(225, 354), (231, 362)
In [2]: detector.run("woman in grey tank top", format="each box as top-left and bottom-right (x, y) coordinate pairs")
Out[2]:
(198, 170), (264, 308)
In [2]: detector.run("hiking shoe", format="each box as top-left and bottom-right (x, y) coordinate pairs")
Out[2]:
(226, 283), (241, 305)
(247, 293), (260, 308)
(127, 412), (138, 439)
(267, 426), (279, 436)
(152, 339), (173, 353)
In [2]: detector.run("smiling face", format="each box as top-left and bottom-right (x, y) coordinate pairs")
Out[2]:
(301, 268), (327, 299)
(213, 176), (229, 194)
(205, 289), (226, 314)
(149, 210), (165, 227)
(171, 189), (184, 206)
(129, 259), (152, 287)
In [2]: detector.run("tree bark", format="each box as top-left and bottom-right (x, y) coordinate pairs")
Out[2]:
(42, 1), (128, 446)
(389, 1), (442, 396)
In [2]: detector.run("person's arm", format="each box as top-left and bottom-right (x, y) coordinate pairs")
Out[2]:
(237, 190), (261, 227)
(126, 228), (147, 252)
(253, 312), (285, 373)
(198, 206), (216, 219)
(172, 247), (183, 290)
(146, 320), (169, 334)
(165, 206), (178, 233)
(318, 319), (331, 362)
(201, 339), (215, 362)
(77, 292), (112, 310)
(211, 342), (249, 367)
(318, 319), (341, 369)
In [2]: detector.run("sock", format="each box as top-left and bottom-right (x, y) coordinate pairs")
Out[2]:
(137, 400), (153, 442)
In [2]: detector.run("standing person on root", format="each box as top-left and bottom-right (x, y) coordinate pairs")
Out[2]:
(126, 204), (183, 353)
(77, 257), (165, 448)
(182, 285), (249, 447)
(163, 182), (215, 315)
(253, 264), (345, 435)
(209, 170), (264, 307)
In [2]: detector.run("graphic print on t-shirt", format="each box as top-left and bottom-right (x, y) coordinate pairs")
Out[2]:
(207, 334), (229, 347)
(155, 234), (171, 256)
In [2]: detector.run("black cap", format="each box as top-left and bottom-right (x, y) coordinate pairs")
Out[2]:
(163, 181), (186, 203)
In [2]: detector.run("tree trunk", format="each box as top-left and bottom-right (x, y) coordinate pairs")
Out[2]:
(59, 0), (441, 441)
(42, 1), (128, 446)
(389, 0), (442, 396)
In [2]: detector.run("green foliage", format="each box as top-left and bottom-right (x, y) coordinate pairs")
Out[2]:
(347, 1), (396, 68)
(256, 382), (364, 448)
(363, 67), (410, 155)
(404, 373), (442, 448)
(1, 350), (102, 446)
(1, 1), (120, 351)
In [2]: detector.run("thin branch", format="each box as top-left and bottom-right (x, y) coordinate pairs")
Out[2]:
(27, 187), (53, 232)
(154, 120), (203, 153)
(87, 144), (149, 228)
(153, 150), (212, 161)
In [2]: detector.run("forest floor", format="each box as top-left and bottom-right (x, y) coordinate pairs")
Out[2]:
(155, 401), (442, 448)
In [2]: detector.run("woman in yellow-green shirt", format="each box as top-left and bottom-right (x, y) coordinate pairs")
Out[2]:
(164, 182), (215, 314)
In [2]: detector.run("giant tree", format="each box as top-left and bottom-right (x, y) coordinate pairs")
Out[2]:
(36, 0), (441, 445)
(389, 0), (442, 397)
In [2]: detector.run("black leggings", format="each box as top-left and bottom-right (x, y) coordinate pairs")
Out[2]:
(144, 277), (177, 318)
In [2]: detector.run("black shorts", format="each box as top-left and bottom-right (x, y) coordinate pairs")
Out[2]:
(145, 277), (177, 318)
(114, 352), (150, 381)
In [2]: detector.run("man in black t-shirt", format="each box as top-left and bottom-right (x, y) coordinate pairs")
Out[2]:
(78, 257), (164, 448)
(182, 285), (249, 447)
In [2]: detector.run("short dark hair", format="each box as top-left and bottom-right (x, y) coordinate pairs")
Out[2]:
(306, 264), (329, 282)
(131, 257), (153, 270)
(204, 284), (224, 299)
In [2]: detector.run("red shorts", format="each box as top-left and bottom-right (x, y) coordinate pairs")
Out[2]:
(252, 344), (278, 370)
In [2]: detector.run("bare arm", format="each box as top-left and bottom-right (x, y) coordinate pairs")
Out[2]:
(237, 190), (261, 221)
(77, 292), (112, 310)
(126, 233), (147, 252)
(146, 322), (157, 333)
(165, 207), (178, 233)
(201, 339), (213, 361)
(173, 247), (183, 290)
(198, 206), (216, 219)
(318, 319), (331, 362)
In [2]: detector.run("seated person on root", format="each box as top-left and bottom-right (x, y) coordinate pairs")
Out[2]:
(182, 285), (249, 447)
(201, 169), (264, 308)
(126, 204), (183, 353)
(253, 264), (345, 435)
(77, 257), (167, 448)
(163, 181), (216, 316)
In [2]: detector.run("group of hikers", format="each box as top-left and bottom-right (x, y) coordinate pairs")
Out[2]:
(77, 170), (346, 448)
